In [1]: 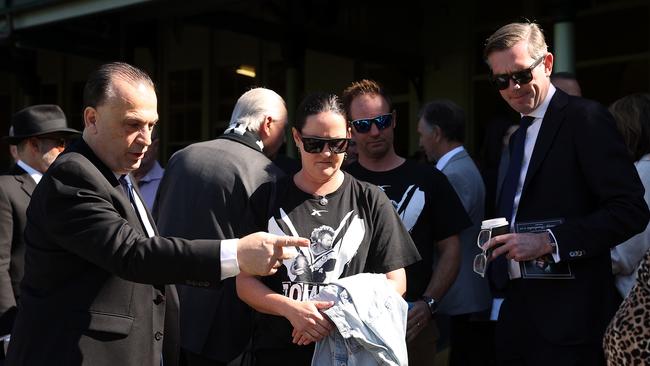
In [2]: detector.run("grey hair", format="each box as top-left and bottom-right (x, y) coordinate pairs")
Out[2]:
(228, 88), (286, 132)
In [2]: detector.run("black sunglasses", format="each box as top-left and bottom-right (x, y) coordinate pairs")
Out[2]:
(350, 113), (393, 133)
(300, 135), (350, 154)
(489, 55), (546, 91)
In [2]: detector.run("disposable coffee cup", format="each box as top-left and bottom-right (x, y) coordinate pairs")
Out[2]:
(480, 217), (509, 258)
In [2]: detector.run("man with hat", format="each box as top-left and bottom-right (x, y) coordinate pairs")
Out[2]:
(0, 104), (80, 337)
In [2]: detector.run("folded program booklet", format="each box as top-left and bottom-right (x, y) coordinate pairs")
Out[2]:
(516, 219), (574, 279)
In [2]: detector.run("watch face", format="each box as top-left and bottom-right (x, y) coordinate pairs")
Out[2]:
(422, 297), (438, 314)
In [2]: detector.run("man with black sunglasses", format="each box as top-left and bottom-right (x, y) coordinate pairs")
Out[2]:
(482, 22), (648, 365)
(342, 79), (470, 366)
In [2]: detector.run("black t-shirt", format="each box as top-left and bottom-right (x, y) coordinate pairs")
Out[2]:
(254, 172), (420, 351)
(345, 160), (471, 301)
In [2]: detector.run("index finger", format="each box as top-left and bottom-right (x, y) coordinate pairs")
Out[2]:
(482, 233), (511, 250)
(274, 235), (310, 247)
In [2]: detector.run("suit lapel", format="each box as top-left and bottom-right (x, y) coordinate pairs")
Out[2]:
(11, 166), (36, 197)
(522, 90), (569, 193)
(69, 138), (157, 236)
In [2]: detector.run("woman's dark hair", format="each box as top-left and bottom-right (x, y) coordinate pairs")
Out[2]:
(294, 92), (345, 132)
(609, 93), (650, 162)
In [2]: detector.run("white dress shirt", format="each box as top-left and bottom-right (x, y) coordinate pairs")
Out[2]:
(16, 160), (43, 184)
(507, 84), (560, 279)
(435, 146), (465, 171)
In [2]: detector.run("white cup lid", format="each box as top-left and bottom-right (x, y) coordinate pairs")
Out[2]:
(481, 217), (509, 229)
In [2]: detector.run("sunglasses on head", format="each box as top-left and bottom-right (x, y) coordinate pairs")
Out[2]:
(489, 55), (546, 91)
(350, 113), (393, 133)
(300, 135), (350, 154)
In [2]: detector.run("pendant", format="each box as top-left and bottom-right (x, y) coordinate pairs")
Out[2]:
(318, 196), (328, 206)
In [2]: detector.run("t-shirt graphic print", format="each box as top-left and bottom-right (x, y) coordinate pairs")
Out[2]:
(379, 184), (425, 232)
(269, 208), (365, 300)
(253, 172), (420, 352)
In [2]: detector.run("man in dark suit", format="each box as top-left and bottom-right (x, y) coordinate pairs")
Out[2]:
(5, 62), (307, 366)
(0, 105), (80, 336)
(154, 87), (288, 366)
(482, 22), (649, 365)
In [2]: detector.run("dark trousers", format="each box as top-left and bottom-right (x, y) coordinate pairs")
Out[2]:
(180, 349), (228, 366)
(495, 297), (605, 366)
(253, 345), (314, 366)
(448, 313), (496, 366)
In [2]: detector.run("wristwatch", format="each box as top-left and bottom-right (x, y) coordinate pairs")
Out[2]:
(420, 296), (438, 317)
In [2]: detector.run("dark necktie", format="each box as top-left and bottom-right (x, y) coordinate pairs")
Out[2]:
(497, 115), (535, 221)
(119, 175), (153, 237)
(489, 115), (535, 292)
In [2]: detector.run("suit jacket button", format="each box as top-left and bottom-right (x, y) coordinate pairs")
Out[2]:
(154, 331), (163, 341)
(154, 295), (165, 305)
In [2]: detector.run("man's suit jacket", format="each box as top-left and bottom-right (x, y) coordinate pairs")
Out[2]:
(154, 133), (282, 362)
(499, 89), (650, 345)
(0, 165), (34, 330)
(6, 139), (222, 366)
(437, 149), (491, 315)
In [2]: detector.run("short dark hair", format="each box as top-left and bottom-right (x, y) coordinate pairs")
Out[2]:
(418, 99), (466, 143)
(609, 93), (650, 162)
(294, 92), (345, 132)
(83, 62), (154, 109)
(341, 79), (392, 120)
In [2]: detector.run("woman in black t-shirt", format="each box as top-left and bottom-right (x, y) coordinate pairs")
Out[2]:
(236, 93), (420, 366)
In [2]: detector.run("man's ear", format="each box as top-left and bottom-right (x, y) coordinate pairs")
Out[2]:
(432, 125), (443, 142)
(544, 53), (554, 76)
(84, 107), (98, 133)
(391, 110), (397, 128)
(260, 116), (273, 138)
(291, 127), (301, 148)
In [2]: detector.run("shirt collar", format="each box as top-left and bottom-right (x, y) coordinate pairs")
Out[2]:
(436, 146), (465, 170)
(16, 160), (43, 184)
(138, 161), (164, 183)
(524, 84), (556, 120)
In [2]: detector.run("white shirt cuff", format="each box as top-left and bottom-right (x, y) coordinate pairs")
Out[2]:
(220, 239), (240, 280)
(547, 229), (561, 262)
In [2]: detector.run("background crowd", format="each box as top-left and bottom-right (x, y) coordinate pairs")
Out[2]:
(0, 20), (649, 366)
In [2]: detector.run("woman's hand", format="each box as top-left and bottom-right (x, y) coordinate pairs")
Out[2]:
(283, 300), (334, 345)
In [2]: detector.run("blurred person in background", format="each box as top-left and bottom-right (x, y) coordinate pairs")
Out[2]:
(0, 105), (80, 340)
(608, 93), (650, 299)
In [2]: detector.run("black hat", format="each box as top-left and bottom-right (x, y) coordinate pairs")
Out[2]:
(4, 104), (81, 144)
